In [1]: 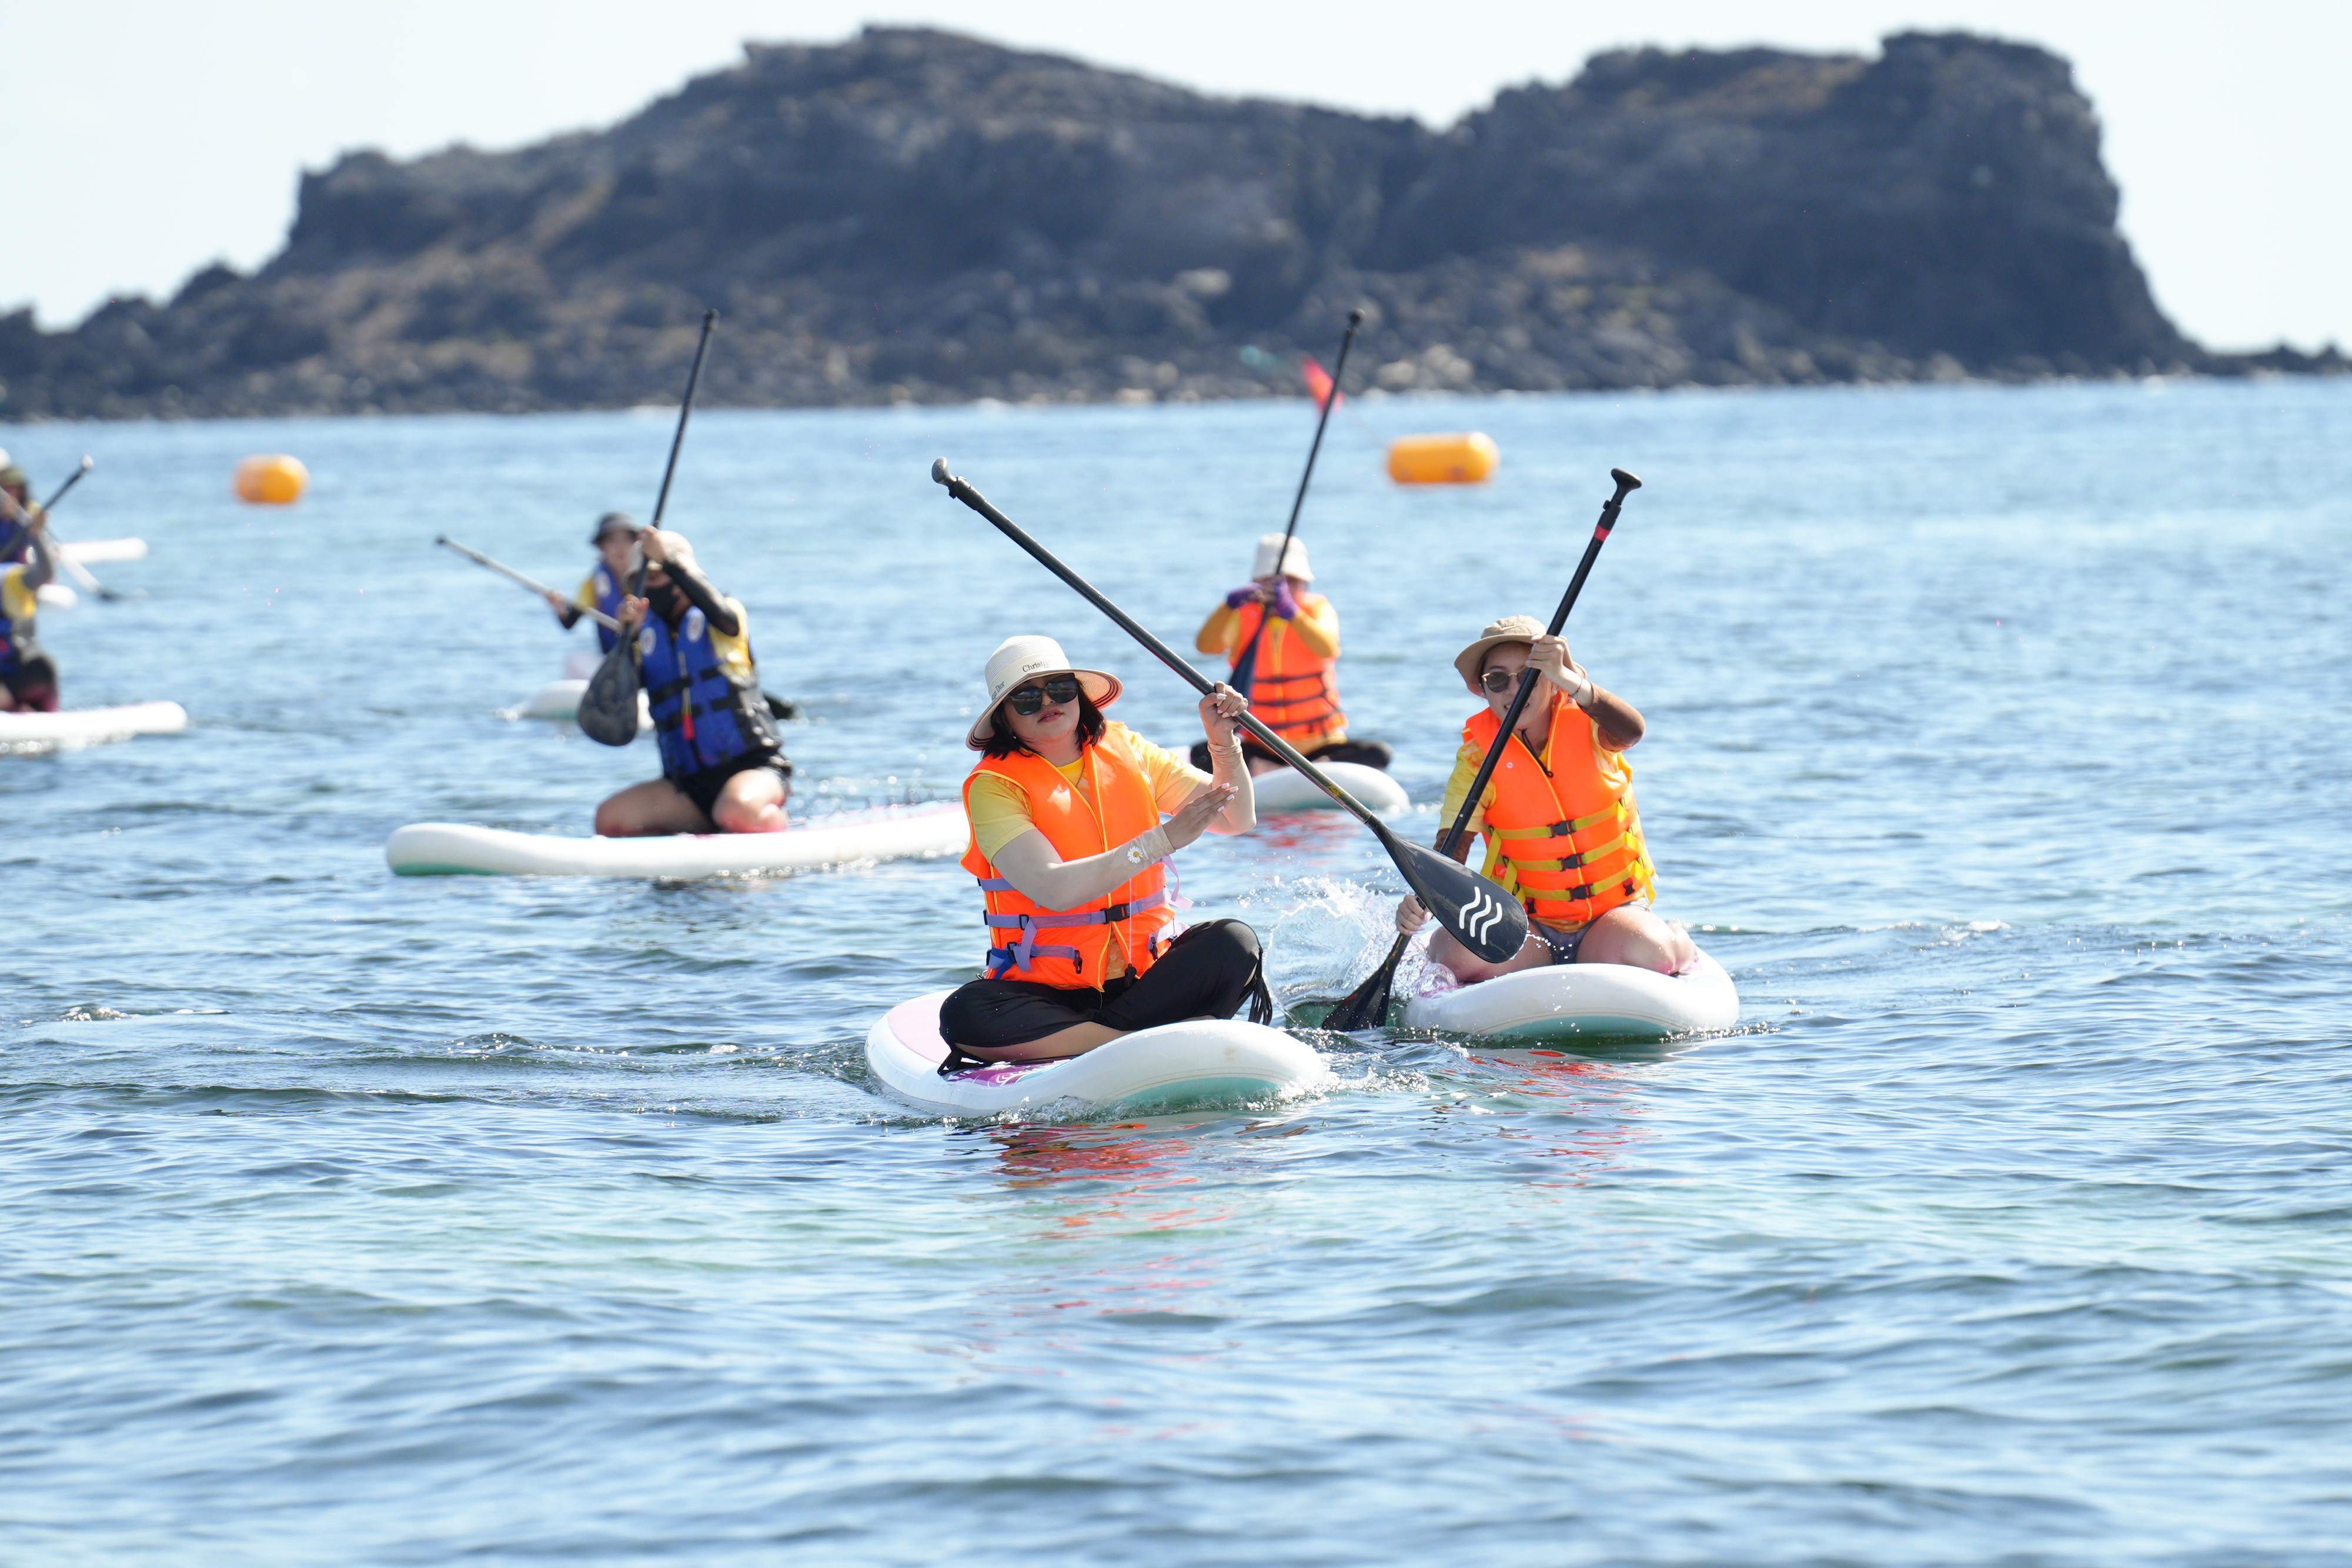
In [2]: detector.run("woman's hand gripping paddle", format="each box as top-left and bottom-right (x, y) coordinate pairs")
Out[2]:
(933, 457), (1529, 967)
(1321, 467), (1641, 1031)
(580, 310), (717, 747)
(1230, 310), (1362, 701)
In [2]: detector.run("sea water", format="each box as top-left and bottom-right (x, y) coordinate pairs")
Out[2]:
(4, 377), (2349, 1563)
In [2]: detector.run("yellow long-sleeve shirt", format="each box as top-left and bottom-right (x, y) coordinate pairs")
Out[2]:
(1194, 591), (1340, 664)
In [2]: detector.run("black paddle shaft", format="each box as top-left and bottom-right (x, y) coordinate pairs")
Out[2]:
(1437, 466), (1641, 857)
(933, 458), (1529, 965)
(36, 458), (93, 516)
(632, 308), (719, 600)
(580, 311), (719, 748)
(1231, 310), (1363, 695)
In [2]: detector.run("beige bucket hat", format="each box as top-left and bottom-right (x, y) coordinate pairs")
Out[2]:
(1452, 614), (1547, 691)
(967, 634), (1123, 747)
(1251, 533), (1314, 582)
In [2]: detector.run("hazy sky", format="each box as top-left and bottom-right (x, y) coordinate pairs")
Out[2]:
(9, 1), (2344, 351)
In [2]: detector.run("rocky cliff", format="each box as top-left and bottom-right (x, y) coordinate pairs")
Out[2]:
(2, 27), (2333, 419)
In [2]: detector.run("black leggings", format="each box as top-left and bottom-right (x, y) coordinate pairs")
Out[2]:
(938, 920), (1271, 1052)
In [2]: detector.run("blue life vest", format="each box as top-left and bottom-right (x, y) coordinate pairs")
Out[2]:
(0, 566), (36, 680)
(636, 603), (778, 778)
(586, 566), (627, 653)
(0, 520), (29, 565)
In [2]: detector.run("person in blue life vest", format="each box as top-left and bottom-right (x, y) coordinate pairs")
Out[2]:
(593, 528), (791, 836)
(546, 511), (639, 666)
(0, 516), (59, 713)
(0, 456), (39, 565)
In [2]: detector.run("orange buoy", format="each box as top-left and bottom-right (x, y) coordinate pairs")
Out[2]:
(235, 454), (309, 505)
(1387, 432), (1499, 486)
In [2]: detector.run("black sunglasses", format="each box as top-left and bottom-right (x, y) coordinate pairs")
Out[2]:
(1479, 667), (1528, 696)
(1005, 674), (1084, 716)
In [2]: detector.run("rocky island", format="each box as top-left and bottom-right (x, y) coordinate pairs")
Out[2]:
(2, 26), (2337, 419)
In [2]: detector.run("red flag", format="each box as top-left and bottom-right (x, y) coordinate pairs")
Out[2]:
(1301, 355), (1341, 410)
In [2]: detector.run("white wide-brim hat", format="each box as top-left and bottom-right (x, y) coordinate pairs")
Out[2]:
(1251, 533), (1314, 582)
(967, 634), (1122, 747)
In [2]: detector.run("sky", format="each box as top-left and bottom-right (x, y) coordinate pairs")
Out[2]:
(7, 1), (2344, 352)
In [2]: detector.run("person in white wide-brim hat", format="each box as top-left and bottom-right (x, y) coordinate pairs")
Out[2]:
(1192, 531), (1391, 777)
(940, 634), (1267, 1064)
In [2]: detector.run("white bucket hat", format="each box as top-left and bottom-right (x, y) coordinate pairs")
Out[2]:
(1251, 533), (1314, 582)
(967, 634), (1122, 747)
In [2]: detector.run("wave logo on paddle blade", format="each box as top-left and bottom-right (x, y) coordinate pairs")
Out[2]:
(1459, 888), (1507, 947)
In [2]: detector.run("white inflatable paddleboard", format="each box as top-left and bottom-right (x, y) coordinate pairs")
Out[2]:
(1251, 760), (1409, 817)
(507, 678), (651, 732)
(59, 538), (148, 565)
(1402, 948), (1739, 1042)
(866, 991), (1329, 1116)
(0, 701), (186, 754)
(385, 802), (968, 878)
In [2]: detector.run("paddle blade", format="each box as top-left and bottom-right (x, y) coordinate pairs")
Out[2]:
(1377, 825), (1527, 965)
(577, 641), (642, 747)
(1324, 932), (1408, 1032)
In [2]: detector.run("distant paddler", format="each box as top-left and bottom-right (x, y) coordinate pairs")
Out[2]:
(1192, 534), (1389, 774)
(594, 527), (791, 836)
(940, 635), (1266, 1064)
(1395, 616), (1695, 979)
(0, 455), (40, 563)
(546, 511), (642, 658)
(0, 521), (58, 713)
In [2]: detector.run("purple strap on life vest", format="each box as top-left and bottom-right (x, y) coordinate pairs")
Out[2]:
(975, 877), (1172, 978)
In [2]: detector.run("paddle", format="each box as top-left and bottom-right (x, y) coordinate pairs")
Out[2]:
(580, 309), (717, 746)
(437, 534), (620, 631)
(1322, 466), (1642, 1031)
(1229, 310), (1362, 701)
(22, 458), (119, 601)
(933, 457), (1528, 966)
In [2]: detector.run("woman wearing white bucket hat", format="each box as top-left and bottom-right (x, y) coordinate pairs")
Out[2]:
(1193, 532), (1388, 776)
(941, 634), (1266, 1062)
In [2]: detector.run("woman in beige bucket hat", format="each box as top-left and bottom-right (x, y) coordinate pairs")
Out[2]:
(1396, 615), (1695, 982)
(940, 634), (1268, 1062)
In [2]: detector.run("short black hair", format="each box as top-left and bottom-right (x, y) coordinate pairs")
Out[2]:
(976, 688), (1108, 757)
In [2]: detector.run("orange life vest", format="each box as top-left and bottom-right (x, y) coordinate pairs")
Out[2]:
(1225, 596), (1346, 748)
(1462, 701), (1656, 929)
(960, 726), (1177, 987)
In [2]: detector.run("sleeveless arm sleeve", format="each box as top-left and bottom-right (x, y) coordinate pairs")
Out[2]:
(664, 557), (740, 637)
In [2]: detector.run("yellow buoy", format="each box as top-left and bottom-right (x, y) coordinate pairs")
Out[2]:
(234, 454), (309, 505)
(1387, 432), (1499, 486)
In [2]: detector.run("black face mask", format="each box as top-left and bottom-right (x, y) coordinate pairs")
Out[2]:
(647, 579), (690, 621)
